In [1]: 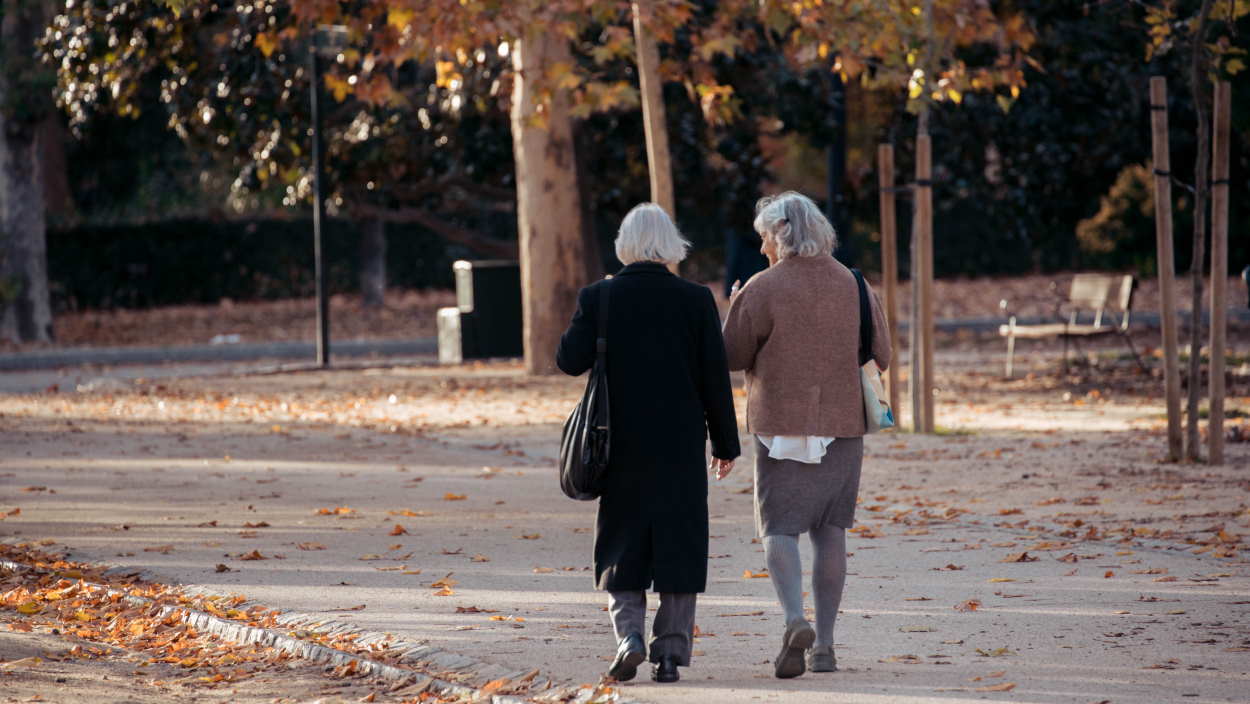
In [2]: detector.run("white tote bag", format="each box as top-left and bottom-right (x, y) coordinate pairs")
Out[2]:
(853, 270), (895, 433)
(861, 359), (894, 432)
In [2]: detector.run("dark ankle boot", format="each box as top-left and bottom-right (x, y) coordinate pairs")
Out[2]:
(651, 655), (679, 683)
(607, 632), (645, 681)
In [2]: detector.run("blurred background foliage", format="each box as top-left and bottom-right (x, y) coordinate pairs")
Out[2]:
(38, 0), (1250, 311)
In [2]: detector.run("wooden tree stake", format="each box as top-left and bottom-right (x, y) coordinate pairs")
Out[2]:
(877, 144), (901, 416)
(916, 134), (936, 433)
(631, 1), (676, 273)
(1149, 76), (1183, 461)
(1208, 80), (1230, 465)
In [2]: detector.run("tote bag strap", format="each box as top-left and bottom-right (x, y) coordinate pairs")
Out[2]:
(596, 280), (610, 364)
(851, 269), (872, 367)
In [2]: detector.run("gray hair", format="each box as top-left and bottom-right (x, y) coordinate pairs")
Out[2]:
(615, 203), (690, 265)
(753, 191), (837, 259)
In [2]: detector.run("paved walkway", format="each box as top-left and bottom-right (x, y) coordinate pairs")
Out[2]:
(2, 364), (1247, 703)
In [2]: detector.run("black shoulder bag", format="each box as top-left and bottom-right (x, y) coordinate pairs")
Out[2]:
(558, 282), (611, 500)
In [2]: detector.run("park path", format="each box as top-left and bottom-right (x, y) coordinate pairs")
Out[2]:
(1, 361), (1248, 703)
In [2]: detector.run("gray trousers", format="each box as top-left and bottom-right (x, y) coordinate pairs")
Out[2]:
(608, 591), (697, 666)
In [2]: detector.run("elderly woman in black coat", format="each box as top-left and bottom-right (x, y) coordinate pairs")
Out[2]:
(556, 203), (740, 684)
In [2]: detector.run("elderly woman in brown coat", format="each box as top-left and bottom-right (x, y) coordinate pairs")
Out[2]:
(720, 191), (890, 679)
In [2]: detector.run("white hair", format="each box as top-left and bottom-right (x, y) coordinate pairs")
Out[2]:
(614, 203), (690, 265)
(753, 191), (837, 259)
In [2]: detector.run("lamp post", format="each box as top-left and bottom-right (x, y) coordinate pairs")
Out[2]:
(309, 25), (348, 368)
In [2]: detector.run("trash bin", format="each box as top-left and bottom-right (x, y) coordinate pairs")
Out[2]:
(437, 260), (522, 363)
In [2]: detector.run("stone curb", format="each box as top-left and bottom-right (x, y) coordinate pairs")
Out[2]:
(0, 554), (645, 704)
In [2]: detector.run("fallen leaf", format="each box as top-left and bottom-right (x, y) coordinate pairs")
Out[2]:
(328, 604), (367, 612)
(239, 550), (267, 560)
(297, 542), (327, 551)
(143, 545), (175, 554)
(1000, 552), (1039, 563)
(954, 600), (981, 612)
(455, 606), (497, 614)
(975, 647), (1014, 657)
(471, 554), (490, 562)
(242, 521), (270, 528)
(743, 569), (770, 579)
(389, 524), (408, 536)
(900, 625), (936, 632)
(988, 578), (1015, 583)
(518, 534), (541, 540)
(975, 682), (1017, 692)
(214, 564), (231, 573)
(430, 573), (457, 589)
(480, 679), (510, 695)
(443, 493), (467, 501)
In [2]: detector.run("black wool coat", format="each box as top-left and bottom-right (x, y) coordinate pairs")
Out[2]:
(556, 262), (741, 593)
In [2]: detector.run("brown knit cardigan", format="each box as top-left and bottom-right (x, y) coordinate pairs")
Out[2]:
(722, 254), (891, 438)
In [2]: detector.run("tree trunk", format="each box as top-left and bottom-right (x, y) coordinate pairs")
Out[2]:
(39, 117), (72, 221)
(0, 0), (54, 344)
(510, 27), (588, 375)
(1185, 0), (1215, 461)
(573, 120), (603, 280)
(359, 217), (386, 307)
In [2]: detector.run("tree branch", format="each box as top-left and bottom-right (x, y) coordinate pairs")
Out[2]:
(356, 205), (518, 260)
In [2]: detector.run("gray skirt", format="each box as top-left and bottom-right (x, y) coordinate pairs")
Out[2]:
(753, 436), (863, 537)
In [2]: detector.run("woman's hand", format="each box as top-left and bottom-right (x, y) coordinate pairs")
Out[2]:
(709, 457), (735, 480)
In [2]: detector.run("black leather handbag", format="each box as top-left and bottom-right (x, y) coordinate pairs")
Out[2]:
(558, 282), (611, 500)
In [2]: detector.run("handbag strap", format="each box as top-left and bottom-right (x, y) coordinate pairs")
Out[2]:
(596, 280), (610, 363)
(852, 269), (872, 367)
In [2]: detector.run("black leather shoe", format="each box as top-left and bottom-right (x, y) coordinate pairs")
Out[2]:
(607, 632), (645, 682)
(651, 655), (679, 683)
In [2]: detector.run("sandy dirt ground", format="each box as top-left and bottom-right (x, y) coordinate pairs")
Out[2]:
(1, 341), (1249, 703)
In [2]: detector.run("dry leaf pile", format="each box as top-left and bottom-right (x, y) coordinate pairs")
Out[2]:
(0, 543), (549, 702)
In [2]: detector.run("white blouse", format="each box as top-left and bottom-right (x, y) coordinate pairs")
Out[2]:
(757, 435), (836, 464)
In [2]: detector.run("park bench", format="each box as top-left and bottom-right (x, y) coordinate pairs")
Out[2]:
(998, 273), (1142, 378)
